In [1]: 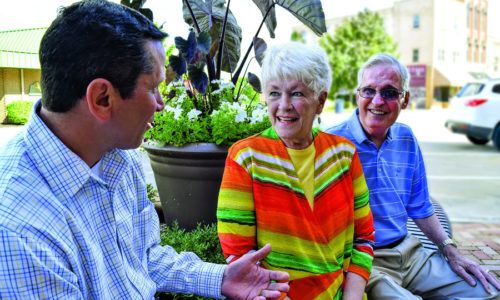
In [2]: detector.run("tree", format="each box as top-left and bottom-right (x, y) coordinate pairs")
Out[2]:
(320, 9), (398, 103)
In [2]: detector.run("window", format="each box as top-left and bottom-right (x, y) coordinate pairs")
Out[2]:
(28, 81), (41, 95)
(466, 4), (471, 29)
(438, 49), (445, 61)
(413, 14), (420, 28)
(492, 84), (500, 94)
(412, 49), (419, 63)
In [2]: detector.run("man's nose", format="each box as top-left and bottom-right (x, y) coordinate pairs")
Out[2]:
(371, 93), (385, 105)
(156, 90), (165, 111)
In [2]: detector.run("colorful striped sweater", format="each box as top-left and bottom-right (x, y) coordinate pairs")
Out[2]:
(217, 127), (375, 299)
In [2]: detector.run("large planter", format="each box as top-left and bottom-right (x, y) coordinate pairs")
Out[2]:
(143, 143), (228, 230)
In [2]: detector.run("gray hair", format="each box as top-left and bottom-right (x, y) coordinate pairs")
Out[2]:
(261, 42), (332, 97)
(357, 53), (410, 91)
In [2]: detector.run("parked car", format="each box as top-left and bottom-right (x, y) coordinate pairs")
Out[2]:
(445, 78), (500, 150)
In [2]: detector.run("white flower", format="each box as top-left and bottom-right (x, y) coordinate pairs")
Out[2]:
(165, 105), (183, 120)
(187, 109), (202, 120)
(235, 110), (247, 123)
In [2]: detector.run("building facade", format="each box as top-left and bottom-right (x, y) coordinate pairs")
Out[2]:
(0, 28), (45, 123)
(294, 0), (499, 108)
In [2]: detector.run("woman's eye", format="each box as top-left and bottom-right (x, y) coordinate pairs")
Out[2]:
(292, 91), (304, 97)
(268, 91), (280, 97)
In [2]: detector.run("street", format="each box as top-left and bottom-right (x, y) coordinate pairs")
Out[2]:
(321, 107), (500, 224)
(1, 107), (499, 223)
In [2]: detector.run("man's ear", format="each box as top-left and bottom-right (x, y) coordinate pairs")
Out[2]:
(401, 90), (411, 109)
(316, 91), (328, 114)
(85, 78), (118, 121)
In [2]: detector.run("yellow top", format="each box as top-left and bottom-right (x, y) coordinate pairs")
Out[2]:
(287, 143), (315, 209)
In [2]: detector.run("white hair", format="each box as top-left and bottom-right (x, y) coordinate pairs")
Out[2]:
(357, 53), (410, 91)
(261, 42), (332, 97)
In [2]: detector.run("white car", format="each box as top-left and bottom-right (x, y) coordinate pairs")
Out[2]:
(445, 78), (500, 150)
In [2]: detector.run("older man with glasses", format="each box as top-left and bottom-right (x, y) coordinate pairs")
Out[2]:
(327, 53), (499, 299)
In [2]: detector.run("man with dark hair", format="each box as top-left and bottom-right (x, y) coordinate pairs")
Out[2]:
(327, 53), (499, 299)
(0, 1), (289, 298)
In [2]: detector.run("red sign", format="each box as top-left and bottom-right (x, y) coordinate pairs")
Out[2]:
(408, 64), (426, 87)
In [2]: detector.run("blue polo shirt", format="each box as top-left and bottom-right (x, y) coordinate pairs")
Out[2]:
(327, 110), (434, 247)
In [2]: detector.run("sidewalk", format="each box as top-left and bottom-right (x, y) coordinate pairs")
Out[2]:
(453, 222), (500, 280)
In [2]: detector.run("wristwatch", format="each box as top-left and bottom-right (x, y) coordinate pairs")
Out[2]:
(438, 238), (457, 251)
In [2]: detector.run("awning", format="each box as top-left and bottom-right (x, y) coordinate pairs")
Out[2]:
(433, 67), (476, 87)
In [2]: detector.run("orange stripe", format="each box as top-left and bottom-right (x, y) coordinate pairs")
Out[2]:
(218, 233), (255, 257)
(288, 270), (343, 299)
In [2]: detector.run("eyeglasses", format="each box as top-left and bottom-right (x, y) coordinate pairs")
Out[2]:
(357, 87), (405, 101)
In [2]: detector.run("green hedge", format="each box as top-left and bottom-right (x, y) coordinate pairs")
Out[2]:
(158, 222), (225, 300)
(6, 101), (33, 124)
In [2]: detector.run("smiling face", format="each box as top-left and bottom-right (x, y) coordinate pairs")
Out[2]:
(357, 64), (409, 146)
(113, 40), (166, 149)
(265, 79), (326, 149)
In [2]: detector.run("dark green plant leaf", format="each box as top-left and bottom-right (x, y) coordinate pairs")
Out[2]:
(275, 0), (326, 36)
(175, 30), (198, 63)
(183, 0), (242, 73)
(121, 0), (154, 21)
(169, 55), (187, 77)
(165, 65), (178, 85)
(251, 0), (276, 38)
(197, 31), (212, 54)
(253, 37), (267, 66)
(188, 64), (209, 94)
(247, 72), (261, 93)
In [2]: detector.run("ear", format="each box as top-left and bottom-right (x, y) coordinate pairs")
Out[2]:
(85, 78), (119, 122)
(401, 90), (411, 110)
(316, 91), (328, 114)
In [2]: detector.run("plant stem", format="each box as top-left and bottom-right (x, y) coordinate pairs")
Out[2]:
(231, 3), (275, 85)
(183, 0), (216, 81)
(216, 0), (231, 80)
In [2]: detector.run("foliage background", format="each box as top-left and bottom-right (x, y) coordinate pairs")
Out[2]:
(320, 9), (398, 104)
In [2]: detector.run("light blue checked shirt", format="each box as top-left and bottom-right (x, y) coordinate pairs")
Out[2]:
(327, 110), (434, 247)
(0, 100), (225, 299)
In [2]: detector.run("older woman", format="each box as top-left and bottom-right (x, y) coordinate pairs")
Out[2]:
(217, 42), (374, 299)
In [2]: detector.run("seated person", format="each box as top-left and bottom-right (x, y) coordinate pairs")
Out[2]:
(327, 53), (499, 299)
(217, 42), (375, 299)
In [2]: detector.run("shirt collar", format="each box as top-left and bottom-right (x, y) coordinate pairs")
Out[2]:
(348, 108), (393, 145)
(23, 100), (130, 202)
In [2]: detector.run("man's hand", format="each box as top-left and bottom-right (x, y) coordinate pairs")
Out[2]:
(443, 245), (500, 294)
(221, 244), (289, 299)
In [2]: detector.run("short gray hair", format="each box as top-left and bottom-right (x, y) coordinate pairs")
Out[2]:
(261, 42), (332, 97)
(357, 53), (410, 91)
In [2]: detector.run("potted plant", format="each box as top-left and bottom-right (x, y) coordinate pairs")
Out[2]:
(143, 0), (327, 229)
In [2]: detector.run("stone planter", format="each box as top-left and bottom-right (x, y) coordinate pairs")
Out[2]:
(143, 143), (228, 230)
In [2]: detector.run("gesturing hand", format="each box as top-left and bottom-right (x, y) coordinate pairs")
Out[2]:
(444, 246), (500, 295)
(221, 244), (290, 300)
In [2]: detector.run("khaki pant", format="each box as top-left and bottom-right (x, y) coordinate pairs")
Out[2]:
(367, 235), (498, 300)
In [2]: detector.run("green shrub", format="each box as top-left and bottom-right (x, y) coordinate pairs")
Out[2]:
(146, 183), (158, 203)
(157, 222), (225, 300)
(6, 101), (33, 125)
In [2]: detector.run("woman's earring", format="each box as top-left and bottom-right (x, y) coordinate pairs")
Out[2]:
(317, 114), (321, 124)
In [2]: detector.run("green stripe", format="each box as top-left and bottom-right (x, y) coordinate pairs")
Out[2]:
(350, 249), (373, 271)
(265, 251), (341, 274)
(354, 191), (369, 208)
(315, 165), (349, 194)
(217, 209), (255, 225)
(253, 173), (303, 194)
(315, 150), (353, 175)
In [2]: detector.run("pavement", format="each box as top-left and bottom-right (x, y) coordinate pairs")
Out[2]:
(1, 108), (499, 279)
